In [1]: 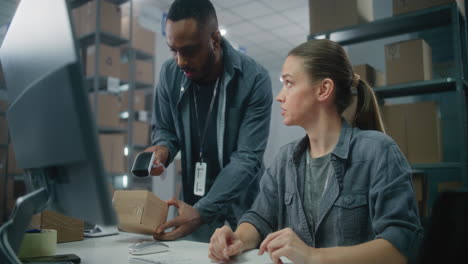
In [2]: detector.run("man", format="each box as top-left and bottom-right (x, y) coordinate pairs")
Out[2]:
(144, 0), (272, 242)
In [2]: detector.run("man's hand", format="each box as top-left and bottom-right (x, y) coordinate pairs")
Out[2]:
(259, 228), (320, 264)
(153, 198), (203, 241)
(208, 225), (244, 262)
(143, 145), (169, 176)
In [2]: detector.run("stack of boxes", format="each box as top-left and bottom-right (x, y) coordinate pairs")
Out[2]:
(71, 0), (154, 176)
(309, 0), (464, 215)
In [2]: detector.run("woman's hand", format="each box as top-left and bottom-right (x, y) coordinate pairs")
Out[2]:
(259, 228), (320, 264)
(208, 225), (245, 262)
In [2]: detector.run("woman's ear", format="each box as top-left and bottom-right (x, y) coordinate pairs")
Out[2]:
(317, 78), (335, 102)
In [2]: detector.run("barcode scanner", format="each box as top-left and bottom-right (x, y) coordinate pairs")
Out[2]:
(131, 152), (156, 177)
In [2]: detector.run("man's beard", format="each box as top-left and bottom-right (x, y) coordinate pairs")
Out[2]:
(197, 48), (217, 83)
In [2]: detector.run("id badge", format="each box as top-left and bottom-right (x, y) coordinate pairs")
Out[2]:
(194, 162), (207, 196)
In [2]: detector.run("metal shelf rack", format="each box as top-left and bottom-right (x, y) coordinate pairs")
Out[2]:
(309, 3), (468, 212)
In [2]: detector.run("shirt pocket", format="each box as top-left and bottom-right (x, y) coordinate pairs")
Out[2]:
(283, 192), (295, 227)
(333, 193), (369, 241)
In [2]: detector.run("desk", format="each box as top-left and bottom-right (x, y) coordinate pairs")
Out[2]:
(56, 232), (279, 264)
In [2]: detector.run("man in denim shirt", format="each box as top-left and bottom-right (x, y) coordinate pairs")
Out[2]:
(145, 0), (272, 242)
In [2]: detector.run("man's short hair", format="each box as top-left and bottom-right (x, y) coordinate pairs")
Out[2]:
(167, 0), (218, 27)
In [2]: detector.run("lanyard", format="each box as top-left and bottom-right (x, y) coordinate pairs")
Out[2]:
(193, 78), (220, 162)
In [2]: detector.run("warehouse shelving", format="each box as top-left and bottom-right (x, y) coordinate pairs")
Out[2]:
(70, 0), (155, 190)
(309, 3), (468, 213)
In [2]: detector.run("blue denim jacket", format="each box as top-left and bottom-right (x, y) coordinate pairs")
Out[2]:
(151, 38), (272, 225)
(240, 120), (423, 261)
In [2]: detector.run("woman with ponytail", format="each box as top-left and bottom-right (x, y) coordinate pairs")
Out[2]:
(208, 39), (423, 264)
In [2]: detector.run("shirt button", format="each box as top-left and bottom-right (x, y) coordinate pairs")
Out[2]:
(345, 195), (355, 205)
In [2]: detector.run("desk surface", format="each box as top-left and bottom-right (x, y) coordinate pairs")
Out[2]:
(56, 232), (281, 264)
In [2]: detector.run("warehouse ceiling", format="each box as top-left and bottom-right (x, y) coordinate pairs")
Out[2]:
(0, 0), (310, 76)
(139, 0), (310, 75)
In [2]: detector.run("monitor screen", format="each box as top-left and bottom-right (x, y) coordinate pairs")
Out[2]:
(0, 0), (116, 235)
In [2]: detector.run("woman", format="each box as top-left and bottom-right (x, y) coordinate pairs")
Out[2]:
(208, 39), (423, 264)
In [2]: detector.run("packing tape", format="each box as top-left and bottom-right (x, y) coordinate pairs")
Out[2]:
(17, 229), (57, 258)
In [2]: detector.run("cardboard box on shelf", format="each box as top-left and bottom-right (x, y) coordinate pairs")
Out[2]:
(99, 134), (126, 174)
(353, 64), (377, 87)
(125, 121), (150, 146)
(113, 190), (168, 235)
(412, 173), (427, 217)
(29, 210), (84, 243)
(86, 44), (121, 79)
(406, 101), (442, 164)
(381, 104), (408, 156)
(375, 71), (385, 86)
(121, 90), (147, 111)
(0, 100), (8, 112)
(73, 0), (121, 37)
(0, 117), (8, 145)
(7, 144), (23, 175)
(381, 101), (442, 164)
(121, 16), (155, 55)
(89, 93), (122, 128)
(120, 60), (154, 85)
(309, 0), (373, 34)
(393, 0), (465, 16)
(385, 39), (432, 85)
(437, 181), (463, 192)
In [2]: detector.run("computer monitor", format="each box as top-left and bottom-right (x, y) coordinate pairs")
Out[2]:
(0, 0), (117, 262)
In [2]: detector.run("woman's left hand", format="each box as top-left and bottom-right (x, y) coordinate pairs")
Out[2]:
(258, 228), (320, 264)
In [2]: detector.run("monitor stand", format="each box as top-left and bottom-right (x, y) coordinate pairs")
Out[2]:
(0, 187), (49, 264)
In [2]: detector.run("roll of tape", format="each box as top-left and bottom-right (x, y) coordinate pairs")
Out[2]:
(17, 229), (57, 258)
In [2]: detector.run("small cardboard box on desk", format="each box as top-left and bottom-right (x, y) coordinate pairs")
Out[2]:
(29, 210), (84, 243)
(113, 190), (168, 234)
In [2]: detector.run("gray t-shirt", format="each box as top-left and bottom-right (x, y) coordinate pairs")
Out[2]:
(303, 150), (331, 232)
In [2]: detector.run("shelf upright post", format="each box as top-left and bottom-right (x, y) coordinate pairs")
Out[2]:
(127, 0), (136, 189)
(451, 5), (468, 187)
(93, 0), (102, 131)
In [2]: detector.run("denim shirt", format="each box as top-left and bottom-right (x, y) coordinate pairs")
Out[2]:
(151, 38), (272, 225)
(240, 120), (424, 261)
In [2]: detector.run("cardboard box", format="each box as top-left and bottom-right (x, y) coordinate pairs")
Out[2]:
(73, 0), (121, 37)
(120, 60), (154, 85)
(29, 210), (84, 243)
(86, 44), (120, 79)
(128, 121), (150, 146)
(406, 102), (442, 163)
(121, 90), (146, 111)
(381, 101), (442, 164)
(89, 93), (122, 128)
(393, 0), (465, 16)
(375, 71), (385, 86)
(309, 0), (373, 34)
(353, 64), (377, 87)
(437, 181), (463, 192)
(99, 134), (126, 173)
(0, 149), (13, 221)
(412, 173), (427, 216)
(121, 16), (155, 55)
(0, 100), (8, 112)
(113, 190), (168, 235)
(385, 39), (432, 85)
(381, 104), (408, 156)
(7, 144), (23, 174)
(0, 117), (8, 145)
